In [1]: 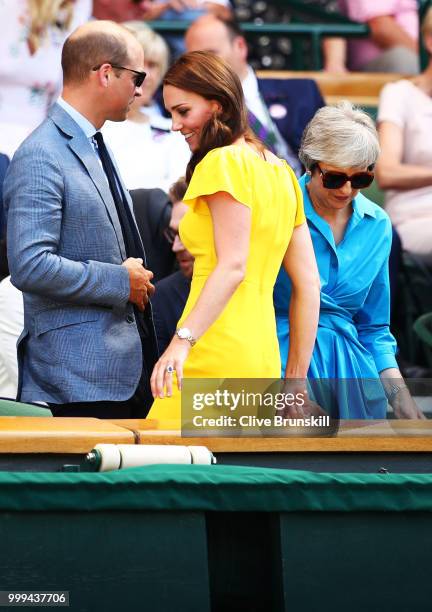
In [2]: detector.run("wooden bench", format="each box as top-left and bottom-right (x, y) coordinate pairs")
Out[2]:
(113, 417), (432, 453)
(0, 416), (135, 453)
(257, 70), (406, 106)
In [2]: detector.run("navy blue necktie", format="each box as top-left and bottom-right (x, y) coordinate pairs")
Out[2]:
(93, 131), (145, 262)
(94, 131), (151, 337)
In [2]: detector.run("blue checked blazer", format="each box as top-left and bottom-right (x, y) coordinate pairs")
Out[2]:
(4, 103), (158, 404)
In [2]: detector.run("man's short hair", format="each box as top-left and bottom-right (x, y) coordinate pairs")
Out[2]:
(62, 29), (130, 84)
(217, 16), (244, 42)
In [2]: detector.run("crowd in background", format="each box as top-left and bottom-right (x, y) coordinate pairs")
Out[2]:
(0, 0), (431, 418)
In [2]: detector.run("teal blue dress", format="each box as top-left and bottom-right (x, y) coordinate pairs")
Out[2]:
(274, 174), (398, 419)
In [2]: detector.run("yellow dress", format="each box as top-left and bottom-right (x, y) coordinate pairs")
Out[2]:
(147, 145), (305, 424)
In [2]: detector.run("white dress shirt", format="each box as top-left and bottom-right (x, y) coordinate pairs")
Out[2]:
(241, 65), (301, 175)
(102, 111), (191, 192)
(242, 65), (272, 128)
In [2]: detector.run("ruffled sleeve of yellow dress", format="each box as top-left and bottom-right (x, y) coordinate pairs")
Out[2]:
(183, 145), (254, 214)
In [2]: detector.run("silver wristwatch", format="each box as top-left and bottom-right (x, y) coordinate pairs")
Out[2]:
(175, 327), (197, 347)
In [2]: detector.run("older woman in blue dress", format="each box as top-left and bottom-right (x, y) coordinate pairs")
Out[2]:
(274, 101), (424, 420)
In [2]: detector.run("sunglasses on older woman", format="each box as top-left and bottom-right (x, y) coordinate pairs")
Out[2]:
(315, 163), (374, 190)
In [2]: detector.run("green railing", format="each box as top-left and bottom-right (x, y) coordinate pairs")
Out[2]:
(150, 0), (431, 71)
(150, 21), (368, 70)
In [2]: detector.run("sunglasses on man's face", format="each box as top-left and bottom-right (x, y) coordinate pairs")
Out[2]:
(92, 64), (147, 88)
(316, 163), (374, 190)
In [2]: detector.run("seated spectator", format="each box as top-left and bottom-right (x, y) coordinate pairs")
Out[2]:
(93, 0), (232, 58)
(130, 187), (175, 282)
(274, 101), (424, 420)
(185, 15), (325, 176)
(93, 0), (230, 23)
(0, 276), (23, 399)
(376, 7), (432, 265)
(323, 0), (419, 74)
(142, 0), (232, 57)
(140, 0), (231, 22)
(151, 178), (193, 353)
(0, 240), (8, 283)
(102, 21), (190, 191)
(0, 0), (92, 157)
(0, 153), (10, 282)
(0, 153), (9, 240)
(92, 0), (154, 21)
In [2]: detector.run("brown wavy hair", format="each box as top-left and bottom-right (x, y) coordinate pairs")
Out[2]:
(163, 50), (262, 183)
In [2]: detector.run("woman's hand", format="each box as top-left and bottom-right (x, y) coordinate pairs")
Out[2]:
(380, 369), (426, 419)
(392, 387), (426, 420)
(150, 336), (191, 399)
(280, 378), (327, 419)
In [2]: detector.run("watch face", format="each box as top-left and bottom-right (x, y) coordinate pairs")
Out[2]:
(177, 328), (190, 339)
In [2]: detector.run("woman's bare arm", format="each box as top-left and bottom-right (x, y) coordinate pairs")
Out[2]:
(282, 222), (320, 379)
(377, 120), (432, 190)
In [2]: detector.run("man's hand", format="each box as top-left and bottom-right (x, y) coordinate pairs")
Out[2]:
(122, 257), (154, 311)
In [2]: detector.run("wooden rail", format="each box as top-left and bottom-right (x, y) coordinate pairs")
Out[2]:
(257, 70), (406, 106)
(0, 417), (431, 454)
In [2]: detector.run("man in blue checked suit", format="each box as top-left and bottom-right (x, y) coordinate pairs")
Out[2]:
(4, 20), (159, 418)
(185, 15), (325, 176)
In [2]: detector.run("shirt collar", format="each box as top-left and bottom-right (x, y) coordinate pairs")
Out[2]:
(241, 64), (260, 101)
(57, 97), (97, 139)
(352, 190), (378, 219)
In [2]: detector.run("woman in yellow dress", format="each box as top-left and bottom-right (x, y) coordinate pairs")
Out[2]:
(149, 51), (320, 422)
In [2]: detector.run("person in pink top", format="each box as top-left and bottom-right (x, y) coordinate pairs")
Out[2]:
(376, 7), (432, 264)
(324, 0), (419, 74)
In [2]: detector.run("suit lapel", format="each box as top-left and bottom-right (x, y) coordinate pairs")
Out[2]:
(50, 104), (127, 260)
(257, 79), (279, 103)
(67, 136), (125, 258)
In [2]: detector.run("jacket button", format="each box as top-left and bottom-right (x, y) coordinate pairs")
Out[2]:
(126, 314), (134, 324)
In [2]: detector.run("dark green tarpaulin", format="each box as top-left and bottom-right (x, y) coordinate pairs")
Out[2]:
(0, 464), (432, 512)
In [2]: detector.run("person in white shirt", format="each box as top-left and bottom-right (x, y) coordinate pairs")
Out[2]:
(0, 0), (92, 158)
(0, 276), (23, 399)
(103, 21), (190, 191)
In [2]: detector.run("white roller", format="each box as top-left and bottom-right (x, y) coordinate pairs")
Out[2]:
(188, 446), (215, 465)
(91, 444), (215, 470)
(117, 444), (191, 468)
(94, 443), (122, 472)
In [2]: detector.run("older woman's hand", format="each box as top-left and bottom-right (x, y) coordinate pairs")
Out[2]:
(391, 387), (426, 420)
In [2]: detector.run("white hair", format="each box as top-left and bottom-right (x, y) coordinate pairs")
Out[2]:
(299, 101), (380, 170)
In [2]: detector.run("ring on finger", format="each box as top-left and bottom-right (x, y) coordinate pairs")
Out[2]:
(165, 364), (174, 374)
